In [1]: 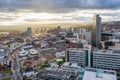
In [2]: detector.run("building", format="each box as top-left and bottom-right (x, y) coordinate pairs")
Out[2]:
(40, 41), (49, 48)
(101, 31), (114, 41)
(65, 36), (78, 43)
(66, 48), (90, 67)
(36, 70), (74, 80)
(59, 62), (81, 76)
(73, 28), (92, 44)
(21, 45), (34, 50)
(39, 48), (55, 54)
(26, 27), (32, 35)
(55, 51), (65, 58)
(22, 67), (35, 77)
(93, 15), (101, 48)
(0, 46), (10, 66)
(82, 68), (117, 80)
(10, 42), (23, 50)
(47, 26), (66, 37)
(0, 46), (10, 59)
(92, 49), (120, 72)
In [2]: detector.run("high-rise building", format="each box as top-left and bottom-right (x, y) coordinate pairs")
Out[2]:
(93, 15), (101, 48)
(91, 49), (120, 72)
(66, 47), (120, 74)
(26, 27), (32, 35)
(66, 48), (90, 67)
(73, 28), (92, 44)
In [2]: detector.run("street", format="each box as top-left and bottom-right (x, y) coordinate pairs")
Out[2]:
(11, 49), (23, 80)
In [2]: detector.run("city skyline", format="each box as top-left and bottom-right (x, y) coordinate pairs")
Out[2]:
(0, 0), (120, 26)
(0, 1), (120, 80)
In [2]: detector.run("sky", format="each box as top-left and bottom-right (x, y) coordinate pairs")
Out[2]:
(0, 0), (120, 26)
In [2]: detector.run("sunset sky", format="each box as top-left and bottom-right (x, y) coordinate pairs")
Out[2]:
(0, 0), (120, 26)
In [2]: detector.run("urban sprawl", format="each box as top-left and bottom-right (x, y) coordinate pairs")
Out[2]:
(0, 15), (120, 80)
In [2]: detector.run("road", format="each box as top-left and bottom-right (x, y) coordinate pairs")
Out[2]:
(11, 49), (23, 80)
(13, 57), (23, 80)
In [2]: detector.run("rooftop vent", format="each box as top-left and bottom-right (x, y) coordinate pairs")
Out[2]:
(96, 69), (103, 78)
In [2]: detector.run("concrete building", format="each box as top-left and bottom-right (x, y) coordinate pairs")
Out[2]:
(0, 46), (10, 67)
(40, 41), (49, 48)
(39, 48), (55, 54)
(55, 51), (65, 58)
(66, 36), (78, 43)
(36, 70), (74, 80)
(93, 15), (101, 48)
(73, 28), (92, 44)
(101, 31), (115, 41)
(21, 45), (34, 50)
(0, 46), (10, 59)
(26, 27), (32, 35)
(92, 49), (120, 72)
(22, 67), (35, 77)
(82, 68), (117, 80)
(59, 62), (81, 76)
(66, 48), (90, 67)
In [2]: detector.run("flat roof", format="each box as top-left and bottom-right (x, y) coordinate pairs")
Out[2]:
(37, 70), (71, 80)
(93, 49), (120, 55)
(0, 47), (9, 56)
(62, 62), (81, 68)
(67, 48), (85, 52)
(83, 68), (117, 80)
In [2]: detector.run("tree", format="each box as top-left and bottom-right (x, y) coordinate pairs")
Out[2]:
(0, 63), (3, 71)
(23, 77), (29, 80)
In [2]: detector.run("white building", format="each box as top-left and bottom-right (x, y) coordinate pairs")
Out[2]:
(92, 49), (120, 71)
(66, 48), (91, 67)
(40, 41), (49, 48)
(29, 49), (38, 55)
(82, 68), (117, 80)
(73, 28), (92, 44)
(59, 62), (81, 76)
(19, 50), (28, 57)
(23, 71), (35, 77)
(66, 36), (78, 43)
(10, 42), (23, 50)
(55, 51), (65, 58)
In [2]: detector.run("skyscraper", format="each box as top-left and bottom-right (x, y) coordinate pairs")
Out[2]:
(27, 27), (32, 35)
(93, 15), (101, 48)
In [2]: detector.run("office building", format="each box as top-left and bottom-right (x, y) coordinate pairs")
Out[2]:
(93, 15), (101, 48)
(26, 27), (32, 35)
(66, 48), (90, 67)
(73, 28), (92, 44)
(92, 49), (120, 71)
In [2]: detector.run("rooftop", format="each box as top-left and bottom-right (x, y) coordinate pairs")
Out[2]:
(83, 68), (117, 80)
(67, 48), (85, 52)
(36, 70), (72, 80)
(0, 46), (10, 56)
(62, 62), (81, 69)
(93, 49), (120, 55)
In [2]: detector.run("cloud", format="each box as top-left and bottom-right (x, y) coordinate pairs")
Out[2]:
(0, 0), (120, 25)
(0, 0), (120, 13)
(0, 9), (120, 26)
